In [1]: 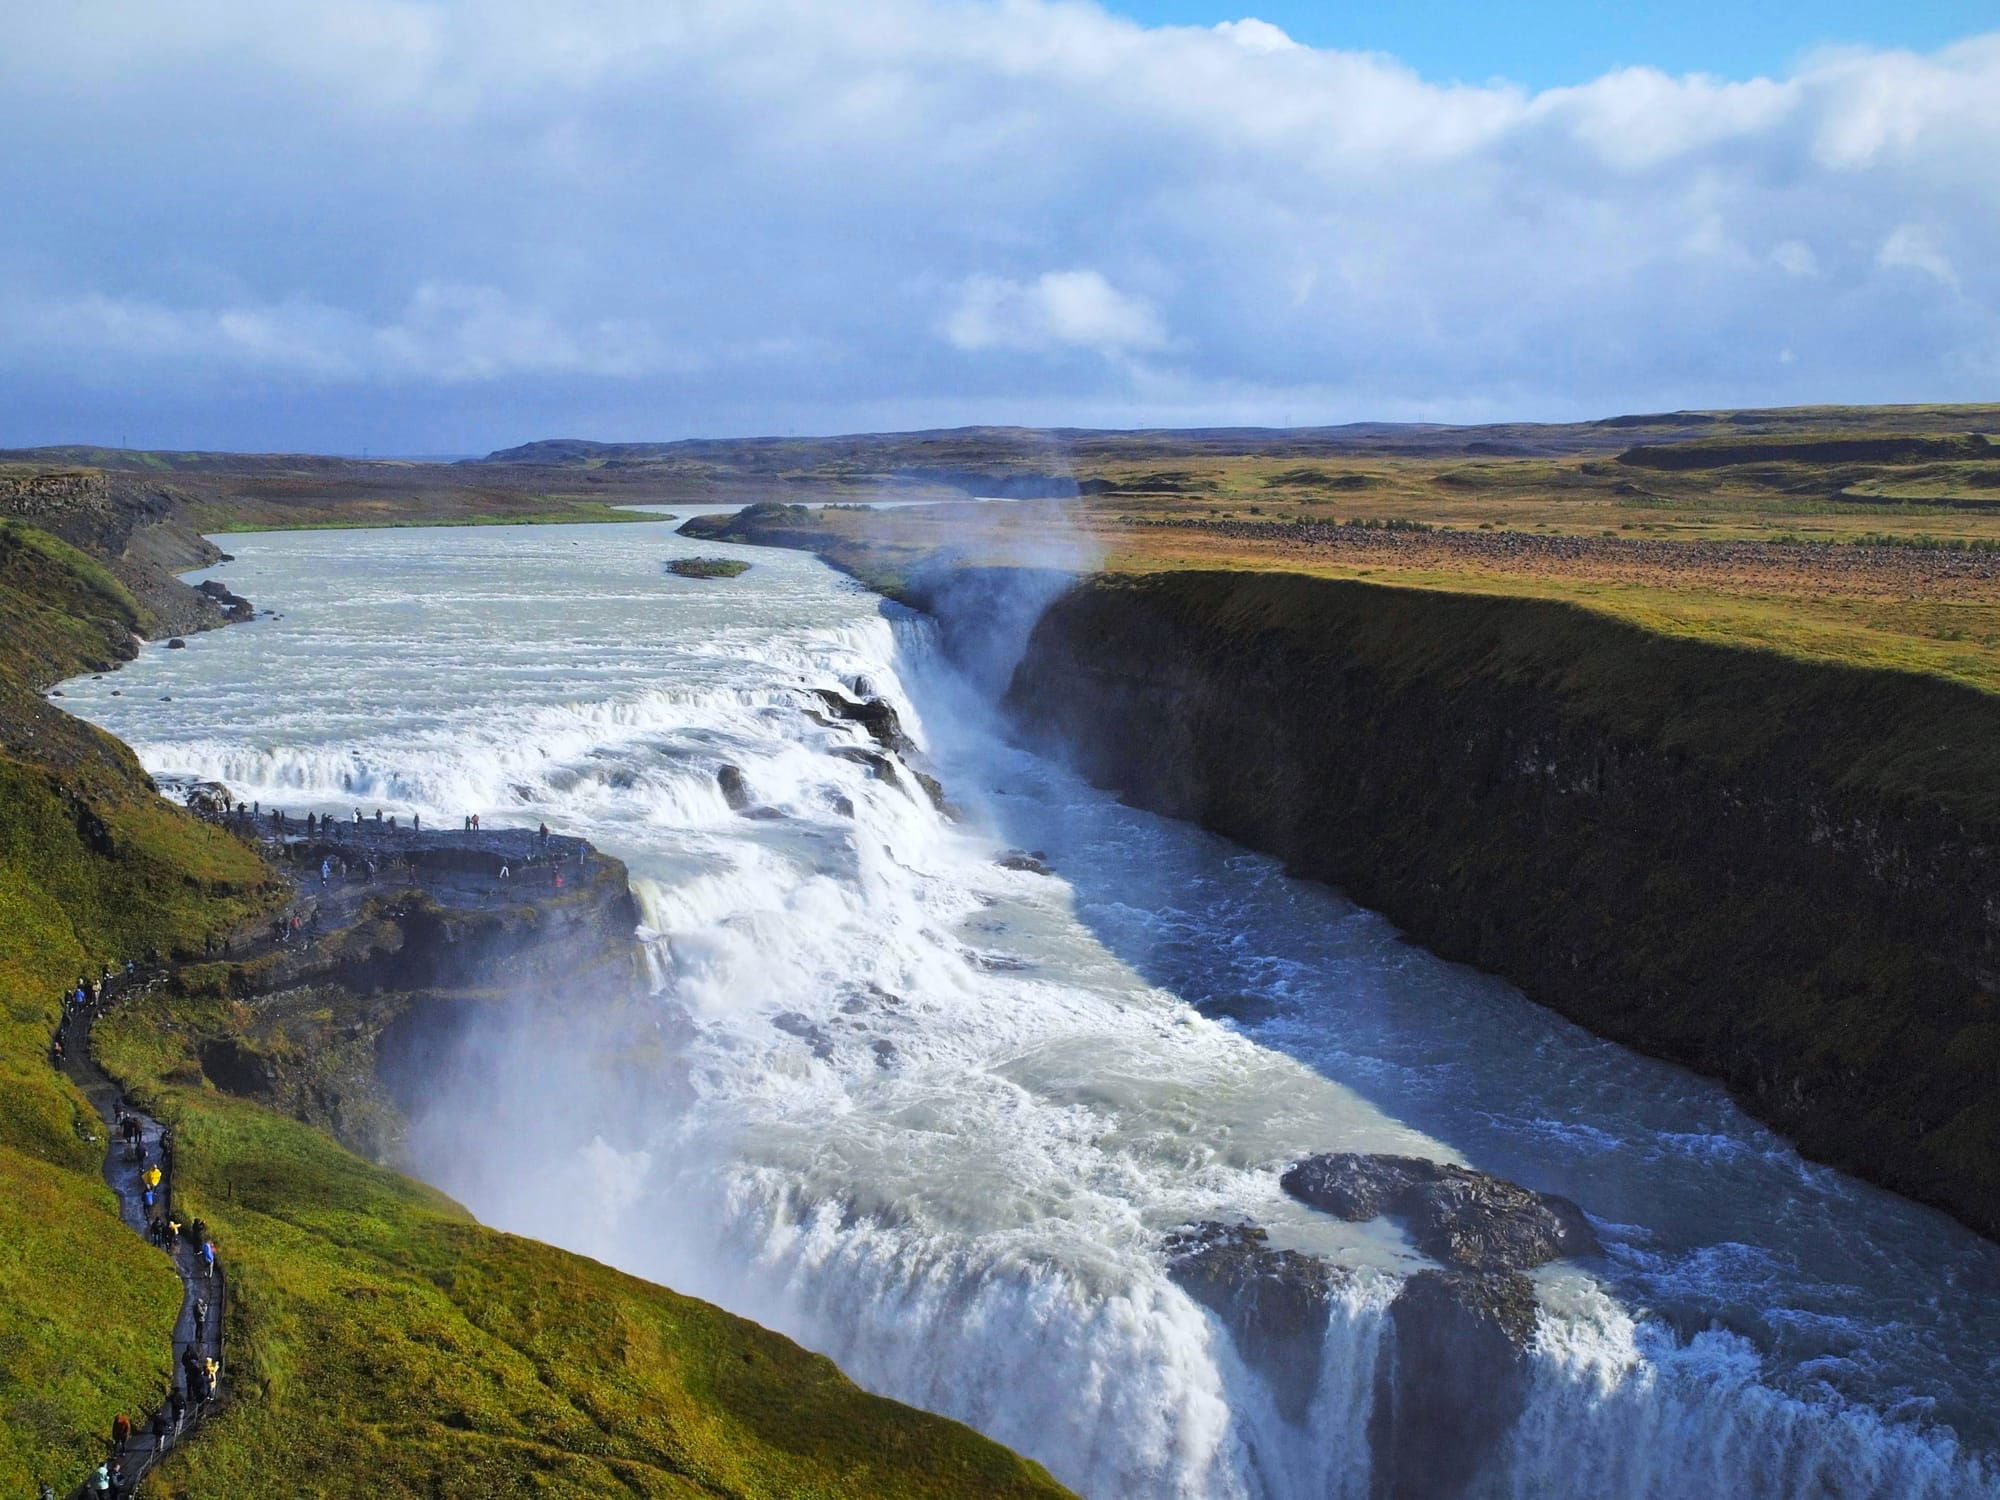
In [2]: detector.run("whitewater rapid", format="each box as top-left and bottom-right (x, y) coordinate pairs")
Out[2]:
(61, 516), (2000, 1499)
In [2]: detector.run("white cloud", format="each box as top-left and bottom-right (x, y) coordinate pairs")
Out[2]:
(1876, 224), (1959, 288)
(945, 271), (1167, 356)
(1771, 241), (1820, 277)
(1212, 19), (1299, 55)
(0, 2), (1994, 447)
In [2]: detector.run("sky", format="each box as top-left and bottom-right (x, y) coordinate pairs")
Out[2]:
(1108, 1), (1992, 89)
(0, 1), (1996, 454)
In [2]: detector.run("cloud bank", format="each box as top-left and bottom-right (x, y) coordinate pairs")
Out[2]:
(0, 2), (1995, 449)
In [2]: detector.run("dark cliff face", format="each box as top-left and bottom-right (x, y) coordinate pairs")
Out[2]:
(172, 848), (643, 1164)
(1006, 570), (2000, 1239)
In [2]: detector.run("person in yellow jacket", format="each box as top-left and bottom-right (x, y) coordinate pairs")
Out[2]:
(142, 1164), (161, 1191)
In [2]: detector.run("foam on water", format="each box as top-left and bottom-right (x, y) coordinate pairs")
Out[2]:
(62, 519), (2000, 1499)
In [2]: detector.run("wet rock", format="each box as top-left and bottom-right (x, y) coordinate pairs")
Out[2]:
(771, 1011), (834, 1059)
(183, 781), (233, 816)
(741, 805), (786, 821)
(810, 688), (913, 755)
(196, 578), (255, 622)
(1201, 992), (1279, 1025)
(1282, 1153), (1597, 1272)
(830, 746), (901, 788)
(1371, 1269), (1537, 1500)
(1165, 1221), (1341, 1424)
(849, 674), (878, 698)
(166, 637), (187, 648)
(996, 849), (1052, 876)
(871, 1038), (897, 1068)
(911, 768), (950, 814)
(716, 764), (753, 810)
(839, 983), (903, 1014)
(828, 792), (856, 819)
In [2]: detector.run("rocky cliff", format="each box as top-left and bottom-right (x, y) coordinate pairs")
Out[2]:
(1005, 569), (2000, 1238)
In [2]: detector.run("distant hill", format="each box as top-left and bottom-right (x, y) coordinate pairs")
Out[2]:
(476, 404), (2000, 476)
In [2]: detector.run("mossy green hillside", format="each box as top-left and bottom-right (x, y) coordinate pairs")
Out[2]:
(0, 518), (275, 1489)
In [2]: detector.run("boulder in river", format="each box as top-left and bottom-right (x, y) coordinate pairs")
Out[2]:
(1282, 1152), (1597, 1272)
(1165, 1220), (1342, 1424)
(716, 764), (753, 811)
(166, 637), (187, 649)
(196, 578), (255, 621)
(996, 849), (1052, 876)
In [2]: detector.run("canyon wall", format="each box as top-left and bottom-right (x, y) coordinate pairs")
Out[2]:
(1004, 569), (2000, 1237)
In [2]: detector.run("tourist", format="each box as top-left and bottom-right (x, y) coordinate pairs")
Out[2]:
(150, 1409), (168, 1451)
(322, 856), (332, 885)
(413, 811), (421, 831)
(168, 1386), (185, 1433)
(193, 1297), (207, 1339)
(107, 1457), (126, 1500)
(201, 1239), (216, 1280)
(472, 812), (480, 830)
(112, 1412), (130, 1452)
(375, 808), (383, 822)
(90, 1461), (110, 1496)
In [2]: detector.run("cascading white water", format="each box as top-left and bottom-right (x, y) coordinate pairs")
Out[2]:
(62, 516), (2000, 1499)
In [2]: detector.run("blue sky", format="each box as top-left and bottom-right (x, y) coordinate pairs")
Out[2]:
(1110, 1), (1993, 87)
(0, 2), (1996, 453)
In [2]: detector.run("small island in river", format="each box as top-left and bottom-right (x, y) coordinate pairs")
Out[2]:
(668, 556), (752, 579)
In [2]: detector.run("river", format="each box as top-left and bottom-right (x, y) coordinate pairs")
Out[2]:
(60, 515), (2000, 1499)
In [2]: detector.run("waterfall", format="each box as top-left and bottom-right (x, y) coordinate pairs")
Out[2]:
(62, 518), (2000, 1500)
